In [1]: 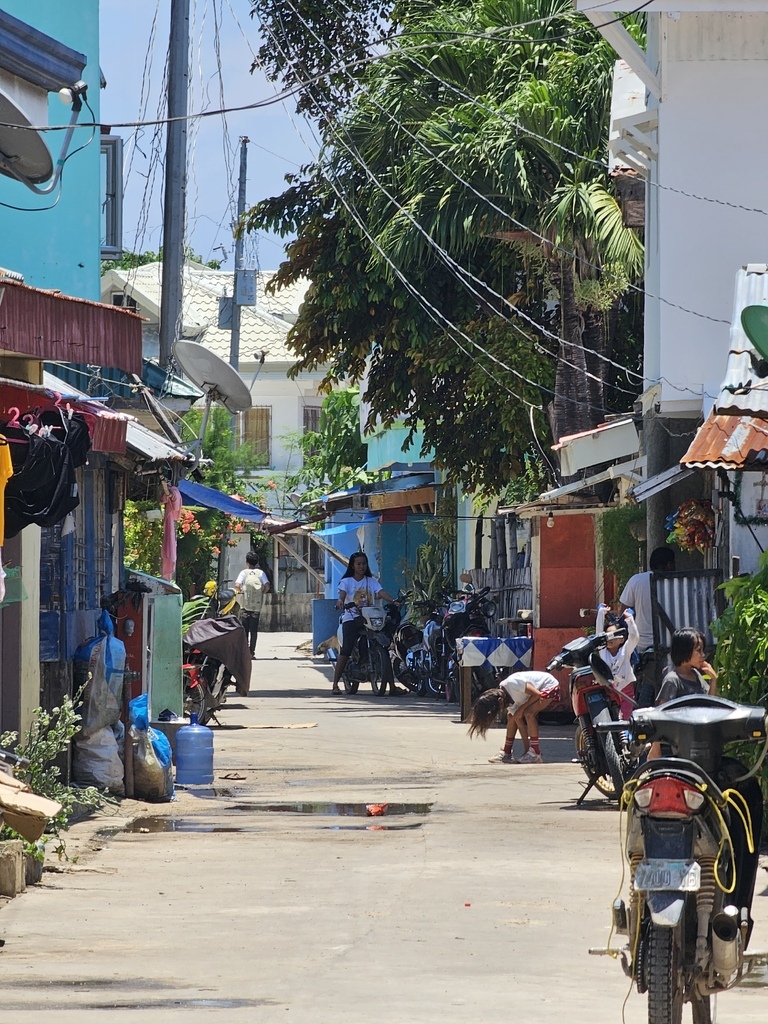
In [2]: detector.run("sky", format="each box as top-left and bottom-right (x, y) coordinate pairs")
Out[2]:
(98, 0), (315, 272)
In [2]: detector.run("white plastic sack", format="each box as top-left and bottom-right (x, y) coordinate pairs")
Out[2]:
(73, 726), (125, 795)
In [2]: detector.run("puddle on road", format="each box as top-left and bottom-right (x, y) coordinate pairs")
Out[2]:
(124, 802), (432, 835)
(233, 801), (433, 816)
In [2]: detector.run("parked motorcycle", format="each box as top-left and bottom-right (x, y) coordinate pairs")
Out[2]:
(547, 628), (639, 804)
(390, 593), (429, 695)
(326, 601), (399, 695)
(182, 583), (251, 725)
(592, 695), (768, 1024)
(423, 585), (498, 702)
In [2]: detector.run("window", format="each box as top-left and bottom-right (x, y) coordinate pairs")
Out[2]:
(101, 136), (124, 260)
(303, 405), (321, 463)
(241, 406), (271, 467)
(111, 292), (137, 310)
(303, 406), (321, 433)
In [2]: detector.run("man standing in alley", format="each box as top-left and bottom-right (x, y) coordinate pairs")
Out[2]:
(620, 546), (676, 707)
(235, 551), (270, 659)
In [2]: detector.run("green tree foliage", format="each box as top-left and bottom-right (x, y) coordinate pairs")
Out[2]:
(0, 697), (104, 859)
(288, 387), (375, 499)
(179, 407), (263, 495)
(101, 247), (221, 275)
(711, 555), (768, 806)
(244, 0), (644, 495)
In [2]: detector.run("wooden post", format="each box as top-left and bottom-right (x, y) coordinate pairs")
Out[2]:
(460, 665), (473, 722)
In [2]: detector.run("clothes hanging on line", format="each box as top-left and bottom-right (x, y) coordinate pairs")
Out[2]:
(3, 429), (79, 539)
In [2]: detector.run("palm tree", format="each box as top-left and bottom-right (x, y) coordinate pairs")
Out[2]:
(345, 0), (645, 443)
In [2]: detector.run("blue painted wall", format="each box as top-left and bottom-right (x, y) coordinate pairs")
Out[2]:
(0, 3), (101, 298)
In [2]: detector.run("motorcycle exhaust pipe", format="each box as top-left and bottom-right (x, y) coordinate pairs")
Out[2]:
(711, 906), (742, 978)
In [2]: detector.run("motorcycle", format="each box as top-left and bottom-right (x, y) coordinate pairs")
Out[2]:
(390, 593), (429, 696)
(182, 582), (251, 725)
(326, 601), (399, 695)
(423, 585), (498, 702)
(547, 628), (640, 804)
(592, 695), (768, 1024)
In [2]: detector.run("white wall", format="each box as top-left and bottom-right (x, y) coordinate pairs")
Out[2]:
(648, 13), (768, 416)
(242, 364), (324, 475)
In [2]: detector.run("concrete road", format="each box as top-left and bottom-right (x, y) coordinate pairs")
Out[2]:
(0, 633), (766, 1023)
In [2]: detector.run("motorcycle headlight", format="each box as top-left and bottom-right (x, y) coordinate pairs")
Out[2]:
(481, 600), (497, 619)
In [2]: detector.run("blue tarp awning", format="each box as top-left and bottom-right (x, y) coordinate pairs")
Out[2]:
(313, 516), (379, 537)
(178, 479), (267, 521)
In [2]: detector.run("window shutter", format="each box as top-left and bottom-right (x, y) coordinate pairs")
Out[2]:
(242, 407), (271, 467)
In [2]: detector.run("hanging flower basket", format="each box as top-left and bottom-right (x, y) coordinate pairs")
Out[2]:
(664, 499), (716, 553)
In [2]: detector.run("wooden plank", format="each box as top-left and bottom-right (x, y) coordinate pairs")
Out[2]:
(369, 486), (435, 511)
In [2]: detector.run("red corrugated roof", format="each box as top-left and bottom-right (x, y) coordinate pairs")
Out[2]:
(681, 410), (768, 469)
(0, 279), (142, 375)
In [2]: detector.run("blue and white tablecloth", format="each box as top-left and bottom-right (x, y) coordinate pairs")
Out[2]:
(455, 636), (533, 673)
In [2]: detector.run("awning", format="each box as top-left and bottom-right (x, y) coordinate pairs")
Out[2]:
(313, 517), (379, 538)
(552, 417), (639, 477)
(538, 456), (645, 501)
(628, 465), (695, 503)
(2, 375), (132, 454)
(178, 479), (266, 521)
(681, 410), (768, 470)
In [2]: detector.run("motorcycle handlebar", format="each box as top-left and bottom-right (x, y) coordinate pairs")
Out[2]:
(594, 721), (630, 734)
(0, 748), (30, 769)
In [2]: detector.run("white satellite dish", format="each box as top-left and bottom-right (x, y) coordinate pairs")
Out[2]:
(0, 87), (54, 185)
(174, 340), (253, 414)
(173, 340), (253, 463)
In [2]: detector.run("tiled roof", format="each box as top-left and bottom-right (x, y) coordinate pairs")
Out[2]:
(102, 262), (310, 364)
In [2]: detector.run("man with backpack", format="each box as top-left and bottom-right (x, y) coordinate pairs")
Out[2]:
(234, 551), (271, 658)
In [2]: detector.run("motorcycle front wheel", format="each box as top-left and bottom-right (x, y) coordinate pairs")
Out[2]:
(370, 646), (393, 695)
(647, 925), (684, 1024)
(574, 724), (618, 800)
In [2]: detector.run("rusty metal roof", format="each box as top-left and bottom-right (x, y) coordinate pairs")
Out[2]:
(680, 409), (768, 469)
(0, 278), (142, 375)
(715, 264), (768, 418)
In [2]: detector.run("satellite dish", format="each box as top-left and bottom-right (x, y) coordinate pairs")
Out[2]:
(174, 341), (252, 414)
(0, 86), (54, 185)
(741, 305), (768, 362)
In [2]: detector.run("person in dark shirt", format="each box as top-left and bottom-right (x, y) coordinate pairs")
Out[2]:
(649, 627), (717, 759)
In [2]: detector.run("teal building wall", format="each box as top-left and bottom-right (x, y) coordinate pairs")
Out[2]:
(0, 3), (102, 298)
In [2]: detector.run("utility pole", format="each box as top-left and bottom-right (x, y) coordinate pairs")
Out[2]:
(230, 137), (249, 371)
(159, 0), (190, 369)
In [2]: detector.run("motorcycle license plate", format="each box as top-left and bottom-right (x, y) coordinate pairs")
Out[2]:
(633, 860), (701, 892)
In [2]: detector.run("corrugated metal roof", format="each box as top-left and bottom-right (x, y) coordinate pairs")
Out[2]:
(680, 409), (768, 469)
(0, 279), (142, 375)
(42, 370), (191, 464)
(715, 264), (768, 418)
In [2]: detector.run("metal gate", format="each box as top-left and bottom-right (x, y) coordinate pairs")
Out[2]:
(651, 569), (724, 653)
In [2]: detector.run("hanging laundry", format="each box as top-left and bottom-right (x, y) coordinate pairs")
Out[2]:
(3, 431), (79, 538)
(0, 435), (14, 547)
(161, 485), (183, 581)
(39, 410), (92, 468)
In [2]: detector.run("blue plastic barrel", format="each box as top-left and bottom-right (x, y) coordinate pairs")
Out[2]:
(175, 713), (214, 785)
